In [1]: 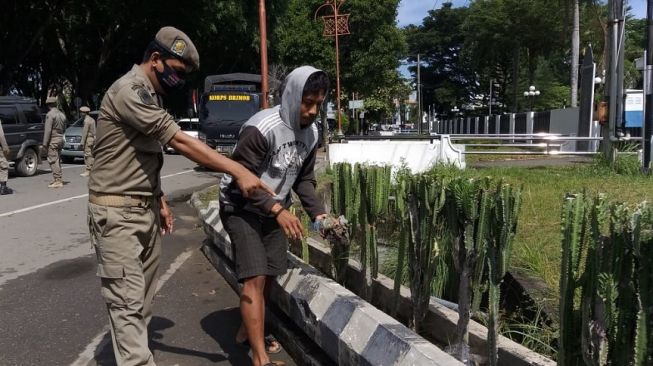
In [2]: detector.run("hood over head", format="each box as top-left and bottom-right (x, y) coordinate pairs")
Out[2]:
(279, 66), (326, 130)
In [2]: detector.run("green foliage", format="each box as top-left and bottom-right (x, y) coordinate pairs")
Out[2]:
(277, 0), (407, 125)
(2, 0), (289, 111)
(405, 3), (474, 114)
(590, 144), (643, 176)
(407, 1), (643, 115)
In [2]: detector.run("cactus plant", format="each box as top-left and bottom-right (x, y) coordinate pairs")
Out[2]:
(633, 202), (653, 365)
(486, 181), (522, 366)
(328, 163), (355, 284)
(398, 173), (446, 332)
(558, 192), (590, 366)
(558, 195), (653, 366)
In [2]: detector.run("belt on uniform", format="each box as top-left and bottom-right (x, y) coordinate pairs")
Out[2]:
(89, 192), (155, 208)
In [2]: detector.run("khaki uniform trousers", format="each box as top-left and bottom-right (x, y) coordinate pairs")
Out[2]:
(88, 198), (161, 366)
(0, 152), (8, 182)
(47, 137), (64, 181)
(83, 138), (95, 172)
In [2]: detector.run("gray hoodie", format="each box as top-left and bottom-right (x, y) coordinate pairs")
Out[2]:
(220, 66), (326, 219)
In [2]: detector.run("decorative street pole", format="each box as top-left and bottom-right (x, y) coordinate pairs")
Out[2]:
(316, 0), (351, 135)
(259, 0), (269, 109)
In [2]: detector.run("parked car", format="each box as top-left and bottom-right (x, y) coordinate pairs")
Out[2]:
(61, 111), (98, 163)
(0, 96), (45, 176)
(165, 118), (199, 154)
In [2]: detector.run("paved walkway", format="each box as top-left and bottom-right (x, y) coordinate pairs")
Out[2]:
(91, 201), (296, 366)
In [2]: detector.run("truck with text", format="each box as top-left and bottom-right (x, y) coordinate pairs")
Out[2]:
(198, 73), (277, 155)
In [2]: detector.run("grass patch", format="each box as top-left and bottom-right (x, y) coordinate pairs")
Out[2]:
(437, 157), (653, 302)
(196, 186), (220, 208)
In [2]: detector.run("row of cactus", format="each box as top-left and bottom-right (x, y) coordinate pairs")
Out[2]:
(330, 163), (391, 293)
(558, 194), (653, 365)
(330, 164), (522, 365)
(439, 177), (522, 366)
(395, 174), (523, 365)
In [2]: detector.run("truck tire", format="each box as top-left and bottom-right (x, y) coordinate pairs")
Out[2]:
(15, 148), (39, 177)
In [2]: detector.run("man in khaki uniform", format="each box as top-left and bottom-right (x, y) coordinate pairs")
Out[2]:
(0, 119), (13, 195)
(88, 26), (274, 366)
(79, 106), (95, 177)
(43, 96), (66, 188)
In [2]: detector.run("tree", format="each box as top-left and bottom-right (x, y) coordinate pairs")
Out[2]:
(463, 0), (564, 112)
(0, 0), (288, 114)
(405, 3), (474, 115)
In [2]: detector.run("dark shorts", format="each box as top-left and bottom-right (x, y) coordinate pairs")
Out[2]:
(220, 206), (288, 281)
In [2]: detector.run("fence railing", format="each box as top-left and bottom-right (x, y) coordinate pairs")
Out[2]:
(447, 134), (605, 155)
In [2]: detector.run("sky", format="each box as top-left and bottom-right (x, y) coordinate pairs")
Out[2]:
(396, 0), (648, 28)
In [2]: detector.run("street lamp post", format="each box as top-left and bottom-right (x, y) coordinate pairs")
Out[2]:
(451, 106), (460, 133)
(488, 79), (500, 116)
(523, 85), (541, 111)
(316, 0), (351, 136)
(259, 0), (269, 109)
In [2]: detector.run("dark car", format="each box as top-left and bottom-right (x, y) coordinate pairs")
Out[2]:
(0, 96), (45, 176)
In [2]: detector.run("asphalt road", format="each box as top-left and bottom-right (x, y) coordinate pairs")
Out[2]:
(0, 156), (295, 366)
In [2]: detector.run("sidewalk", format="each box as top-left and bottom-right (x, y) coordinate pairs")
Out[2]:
(91, 201), (296, 366)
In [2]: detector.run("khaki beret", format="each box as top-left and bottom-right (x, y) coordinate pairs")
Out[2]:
(80, 106), (90, 113)
(155, 26), (200, 71)
(45, 96), (57, 105)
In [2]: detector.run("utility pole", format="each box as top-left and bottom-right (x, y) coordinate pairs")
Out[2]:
(645, 0), (653, 170)
(417, 53), (422, 134)
(602, 0), (625, 161)
(489, 79), (493, 116)
(259, 0), (269, 109)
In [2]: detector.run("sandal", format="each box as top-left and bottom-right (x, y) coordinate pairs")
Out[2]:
(235, 335), (282, 354)
(264, 335), (282, 354)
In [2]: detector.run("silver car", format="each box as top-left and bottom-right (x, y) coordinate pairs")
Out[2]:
(61, 111), (98, 163)
(165, 118), (199, 153)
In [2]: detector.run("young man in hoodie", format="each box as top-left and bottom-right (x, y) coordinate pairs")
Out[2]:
(219, 66), (330, 366)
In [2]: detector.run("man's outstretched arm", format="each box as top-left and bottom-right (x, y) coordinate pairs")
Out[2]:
(168, 130), (274, 198)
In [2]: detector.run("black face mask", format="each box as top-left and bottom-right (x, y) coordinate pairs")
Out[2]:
(155, 60), (186, 95)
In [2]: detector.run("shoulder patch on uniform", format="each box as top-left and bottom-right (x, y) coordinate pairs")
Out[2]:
(132, 85), (155, 105)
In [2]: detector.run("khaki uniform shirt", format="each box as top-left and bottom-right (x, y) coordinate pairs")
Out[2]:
(0, 121), (9, 152)
(43, 107), (66, 146)
(80, 115), (96, 147)
(88, 64), (180, 197)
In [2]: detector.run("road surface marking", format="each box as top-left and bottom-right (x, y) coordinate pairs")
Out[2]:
(69, 249), (194, 366)
(0, 170), (195, 218)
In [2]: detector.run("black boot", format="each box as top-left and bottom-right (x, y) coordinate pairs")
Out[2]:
(0, 182), (13, 195)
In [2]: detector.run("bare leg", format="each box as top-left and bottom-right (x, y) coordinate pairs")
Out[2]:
(236, 276), (281, 353)
(241, 275), (270, 366)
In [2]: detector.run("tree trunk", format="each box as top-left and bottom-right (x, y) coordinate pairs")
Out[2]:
(571, 0), (580, 107)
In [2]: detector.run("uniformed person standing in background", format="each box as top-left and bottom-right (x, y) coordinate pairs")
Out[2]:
(0, 118), (13, 195)
(43, 96), (66, 188)
(88, 26), (274, 366)
(79, 106), (95, 177)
